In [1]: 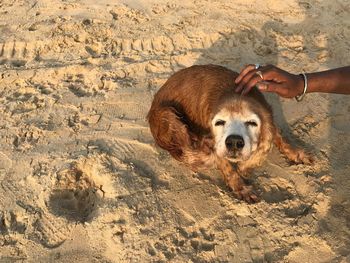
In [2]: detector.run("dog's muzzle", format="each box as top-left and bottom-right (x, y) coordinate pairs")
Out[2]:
(225, 134), (245, 156)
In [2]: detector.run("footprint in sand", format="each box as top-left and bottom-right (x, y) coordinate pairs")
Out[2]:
(48, 158), (106, 222)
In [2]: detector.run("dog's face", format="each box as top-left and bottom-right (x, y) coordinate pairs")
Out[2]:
(211, 103), (262, 162)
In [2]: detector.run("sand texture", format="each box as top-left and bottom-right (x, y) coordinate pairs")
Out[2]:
(0, 0), (349, 262)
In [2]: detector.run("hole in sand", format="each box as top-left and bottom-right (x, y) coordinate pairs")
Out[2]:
(48, 165), (101, 222)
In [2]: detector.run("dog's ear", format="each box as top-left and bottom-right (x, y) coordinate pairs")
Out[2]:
(208, 113), (215, 126)
(148, 106), (192, 160)
(238, 109), (274, 172)
(197, 135), (215, 155)
(259, 114), (274, 154)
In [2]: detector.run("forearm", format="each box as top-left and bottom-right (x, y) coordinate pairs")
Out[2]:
(306, 66), (350, 94)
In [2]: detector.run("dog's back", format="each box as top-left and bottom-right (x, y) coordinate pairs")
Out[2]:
(149, 65), (269, 128)
(149, 65), (237, 130)
(147, 64), (270, 169)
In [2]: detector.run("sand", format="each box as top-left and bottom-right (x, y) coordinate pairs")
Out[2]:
(0, 0), (349, 262)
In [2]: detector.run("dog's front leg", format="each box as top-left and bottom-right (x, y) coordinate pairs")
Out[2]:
(216, 158), (258, 203)
(274, 127), (313, 165)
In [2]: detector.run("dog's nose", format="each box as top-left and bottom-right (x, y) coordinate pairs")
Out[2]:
(225, 135), (245, 150)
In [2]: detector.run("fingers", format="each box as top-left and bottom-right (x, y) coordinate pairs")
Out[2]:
(236, 68), (265, 94)
(256, 81), (276, 92)
(235, 64), (256, 84)
(241, 72), (265, 95)
(235, 64), (301, 98)
(235, 64), (284, 94)
(256, 82), (289, 98)
(235, 64), (274, 93)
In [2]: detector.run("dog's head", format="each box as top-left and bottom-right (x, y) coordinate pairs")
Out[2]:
(211, 97), (273, 163)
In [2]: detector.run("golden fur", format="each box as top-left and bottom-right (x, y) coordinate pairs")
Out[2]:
(148, 64), (312, 202)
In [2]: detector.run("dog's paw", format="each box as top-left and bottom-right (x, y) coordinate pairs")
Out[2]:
(234, 185), (259, 203)
(292, 150), (314, 165)
(227, 177), (259, 203)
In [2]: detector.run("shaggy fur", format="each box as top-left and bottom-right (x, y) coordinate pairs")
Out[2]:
(148, 64), (312, 202)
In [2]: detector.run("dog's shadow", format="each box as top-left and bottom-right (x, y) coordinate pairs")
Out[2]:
(194, 159), (297, 205)
(193, 29), (315, 154)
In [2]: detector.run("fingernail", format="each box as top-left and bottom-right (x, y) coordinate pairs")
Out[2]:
(256, 83), (266, 91)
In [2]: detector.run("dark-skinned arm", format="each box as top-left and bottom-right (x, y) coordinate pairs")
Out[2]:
(235, 64), (350, 98)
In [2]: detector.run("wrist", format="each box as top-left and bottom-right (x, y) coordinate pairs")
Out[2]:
(295, 74), (305, 96)
(295, 73), (308, 101)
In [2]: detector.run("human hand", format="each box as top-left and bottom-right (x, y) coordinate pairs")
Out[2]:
(234, 64), (304, 98)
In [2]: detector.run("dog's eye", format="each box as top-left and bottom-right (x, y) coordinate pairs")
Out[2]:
(215, 120), (226, 126)
(245, 121), (258, 127)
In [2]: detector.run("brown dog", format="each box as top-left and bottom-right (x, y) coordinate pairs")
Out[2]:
(148, 65), (312, 202)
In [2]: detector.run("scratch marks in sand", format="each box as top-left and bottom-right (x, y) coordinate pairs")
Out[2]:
(33, 213), (72, 248)
(0, 41), (46, 67)
(0, 32), (227, 70)
(97, 101), (150, 121)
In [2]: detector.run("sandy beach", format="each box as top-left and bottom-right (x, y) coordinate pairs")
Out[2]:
(0, 0), (349, 262)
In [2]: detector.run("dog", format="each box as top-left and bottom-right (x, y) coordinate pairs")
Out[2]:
(147, 64), (312, 203)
